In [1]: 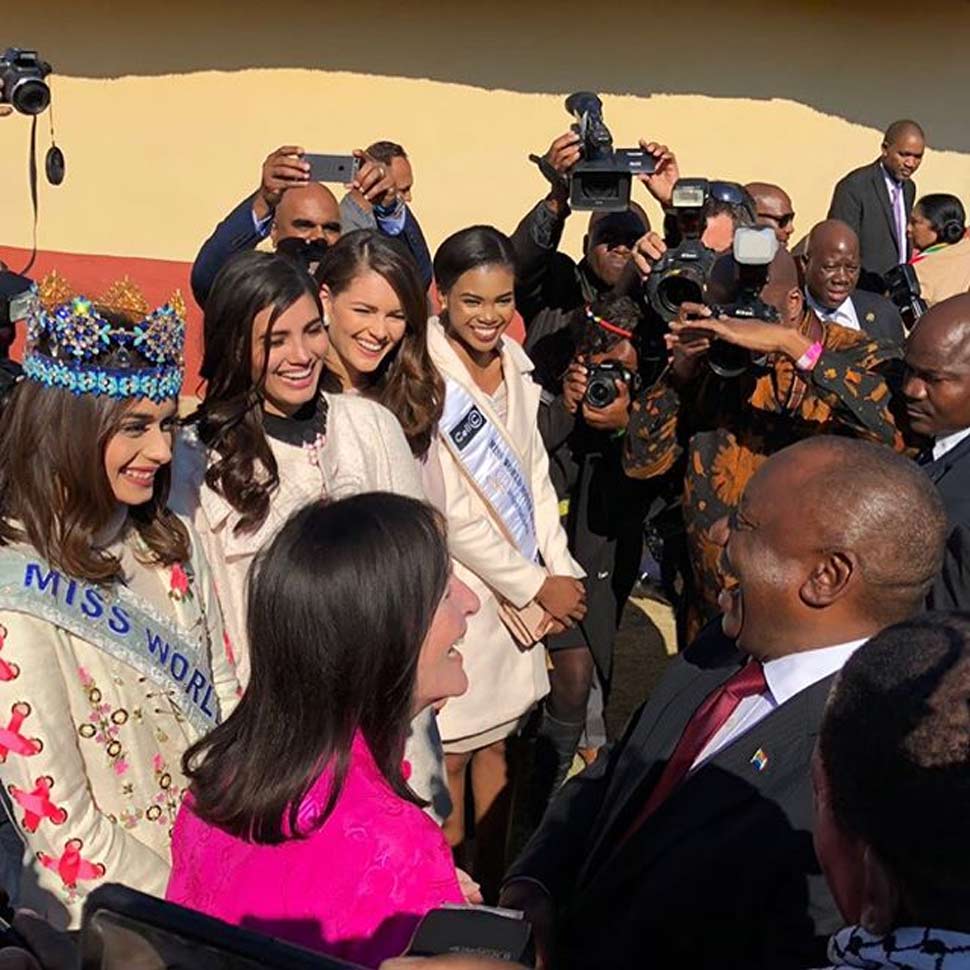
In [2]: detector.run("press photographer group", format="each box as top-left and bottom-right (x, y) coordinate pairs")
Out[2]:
(2, 37), (970, 970)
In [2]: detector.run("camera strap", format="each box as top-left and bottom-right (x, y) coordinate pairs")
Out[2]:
(21, 115), (40, 274)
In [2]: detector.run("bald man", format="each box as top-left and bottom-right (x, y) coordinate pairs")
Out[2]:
(803, 219), (904, 346)
(902, 293), (970, 609)
(829, 119), (925, 286)
(746, 181), (795, 248)
(190, 145), (396, 307)
(505, 436), (946, 970)
(624, 245), (904, 635)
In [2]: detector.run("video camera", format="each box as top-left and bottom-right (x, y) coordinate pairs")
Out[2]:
(645, 178), (719, 322)
(0, 48), (51, 115)
(704, 227), (779, 378)
(563, 92), (655, 212)
(883, 263), (927, 330)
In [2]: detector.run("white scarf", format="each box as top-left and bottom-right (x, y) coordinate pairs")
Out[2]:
(825, 925), (970, 969)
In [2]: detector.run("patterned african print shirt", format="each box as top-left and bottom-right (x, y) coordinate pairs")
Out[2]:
(624, 314), (904, 637)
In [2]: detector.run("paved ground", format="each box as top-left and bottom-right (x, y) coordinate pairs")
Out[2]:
(604, 595), (678, 738)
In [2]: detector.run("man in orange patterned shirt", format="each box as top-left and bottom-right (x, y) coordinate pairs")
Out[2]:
(624, 245), (904, 638)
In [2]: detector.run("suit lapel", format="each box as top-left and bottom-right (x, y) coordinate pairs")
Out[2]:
(578, 672), (835, 900)
(925, 433), (970, 486)
(867, 161), (898, 246)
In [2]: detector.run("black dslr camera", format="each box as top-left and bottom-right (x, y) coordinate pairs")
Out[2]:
(585, 360), (640, 408)
(645, 178), (719, 322)
(0, 49), (52, 115)
(564, 92), (655, 212)
(705, 226), (779, 378)
(884, 263), (927, 330)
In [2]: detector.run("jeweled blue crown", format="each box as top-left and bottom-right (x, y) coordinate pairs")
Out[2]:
(22, 273), (186, 402)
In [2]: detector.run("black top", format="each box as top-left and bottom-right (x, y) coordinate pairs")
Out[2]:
(260, 397), (321, 446)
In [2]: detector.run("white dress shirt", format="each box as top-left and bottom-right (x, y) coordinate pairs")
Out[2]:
(805, 288), (861, 331)
(933, 426), (970, 462)
(691, 639), (867, 769)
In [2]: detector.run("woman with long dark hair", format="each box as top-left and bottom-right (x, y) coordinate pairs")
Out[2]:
(167, 494), (478, 968)
(908, 193), (970, 305)
(315, 229), (444, 457)
(422, 226), (586, 895)
(0, 277), (238, 926)
(170, 250), (449, 817)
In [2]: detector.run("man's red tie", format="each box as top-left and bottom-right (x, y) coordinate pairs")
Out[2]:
(620, 659), (767, 845)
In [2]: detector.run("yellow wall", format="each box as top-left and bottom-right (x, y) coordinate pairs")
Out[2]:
(2, 0), (969, 265)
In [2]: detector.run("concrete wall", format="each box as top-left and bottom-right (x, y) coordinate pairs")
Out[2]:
(2, 0), (969, 271)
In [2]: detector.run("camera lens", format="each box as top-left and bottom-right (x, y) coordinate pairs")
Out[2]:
(707, 340), (751, 379)
(655, 273), (705, 319)
(11, 78), (51, 115)
(585, 376), (618, 408)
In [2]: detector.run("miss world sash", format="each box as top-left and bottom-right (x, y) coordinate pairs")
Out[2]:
(0, 551), (218, 736)
(439, 377), (538, 562)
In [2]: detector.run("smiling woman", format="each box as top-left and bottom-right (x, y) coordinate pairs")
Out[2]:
(0, 282), (239, 926)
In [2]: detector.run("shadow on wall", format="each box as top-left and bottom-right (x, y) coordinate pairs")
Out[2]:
(5, 0), (970, 152)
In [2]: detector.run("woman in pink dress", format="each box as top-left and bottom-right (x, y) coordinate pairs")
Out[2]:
(166, 493), (479, 967)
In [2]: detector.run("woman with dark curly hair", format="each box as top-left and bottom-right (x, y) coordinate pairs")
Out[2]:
(170, 251), (449, 818)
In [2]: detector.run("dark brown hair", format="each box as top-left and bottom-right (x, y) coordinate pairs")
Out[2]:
(0, 313), (189, 583)
(183, 493), (450, 843)
(190, 251), (324, 536)
(314, 230), (443, 458)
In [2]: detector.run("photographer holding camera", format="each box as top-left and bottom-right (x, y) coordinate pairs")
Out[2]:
(624, 232), (905, 637)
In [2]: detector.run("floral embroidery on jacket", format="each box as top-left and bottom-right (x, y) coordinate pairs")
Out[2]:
(76, 668), (130, 776)
(38, 838), (105, 903)
(168, 562), (194, 603)
(9, 776), (67, 832)
(0, 625), (20, 682)
(0, 702), (42, 762)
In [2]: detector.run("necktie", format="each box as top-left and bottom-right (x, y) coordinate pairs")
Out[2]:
(619, 660), (767, 845)
(890, 181), (907, 264)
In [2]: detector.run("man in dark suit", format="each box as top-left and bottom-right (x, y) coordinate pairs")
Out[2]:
(189, 144), (419, 307)
(901, 293), (970, 609)
(828, 120), (924, 287)
(501, 436), (947, 970)
(803, 219), (905, 347)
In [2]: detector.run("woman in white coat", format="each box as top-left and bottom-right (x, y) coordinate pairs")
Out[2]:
(424, 226), (586, 893)
(170, 252), (448, 819)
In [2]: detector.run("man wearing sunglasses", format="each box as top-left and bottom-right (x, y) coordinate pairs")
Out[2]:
(746, 182), (796, 248)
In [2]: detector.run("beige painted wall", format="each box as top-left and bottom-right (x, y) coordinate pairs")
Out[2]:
(2, 0), (969, 265)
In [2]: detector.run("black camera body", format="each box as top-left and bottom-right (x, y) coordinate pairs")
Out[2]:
(585, 360), (640, 408)
(884, 263), (927, 330)
(0, 48), (52, 116)
(706, 227), (780, 378)
(565, 92), (655, 212)
(645, 178), (719, 322)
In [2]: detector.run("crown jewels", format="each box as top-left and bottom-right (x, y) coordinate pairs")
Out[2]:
(23, 273), (186, 402)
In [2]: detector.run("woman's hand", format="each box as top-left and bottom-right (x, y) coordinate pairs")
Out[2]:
(455, 867), (484, 905)
(536, 576), (587, 624)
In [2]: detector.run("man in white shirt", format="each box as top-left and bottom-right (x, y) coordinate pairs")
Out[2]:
(902, 293), (970, 609)
(502, 435), (947, 970)
(803, 219), (905, 347)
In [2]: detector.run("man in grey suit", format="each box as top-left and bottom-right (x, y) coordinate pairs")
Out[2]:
(828, 120), (925, 287)
(803, 219), (905, 347)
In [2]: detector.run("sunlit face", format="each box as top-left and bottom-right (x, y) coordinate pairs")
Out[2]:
(902, 316), (970, 437)
(390, 156), (414, 203)
(251, 294), (328, 417)
(754, 191), (796, 247)
(881, 132), (925, 182)
(440, 264), (516, 356)
(103, 397), (177, 506)
(806, 237), (861, 309)
(413, 574), (479, 714)
(907, 205), (938, 251)
(272, 184), (342, 247)
(321, 270), (408, 389)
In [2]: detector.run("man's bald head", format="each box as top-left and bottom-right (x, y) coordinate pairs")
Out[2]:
(903, 293), (970, 437)
(804, 219), (861, 310)
(708, 246), (802, 325)
(746, 182), (795, 247)
(272, 182), (342, 247)
(884, 119), (925, 147)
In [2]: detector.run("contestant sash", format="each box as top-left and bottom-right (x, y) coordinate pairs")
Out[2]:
(439, 377), (538, 563)
(0, 552), (218, 735)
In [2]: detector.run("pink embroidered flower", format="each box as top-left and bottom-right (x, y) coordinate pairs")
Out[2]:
(113, 759), (129, 777)
(168, 563), (193, 602)
(78, 667), (93, 688)
(153, 754), (165, 772)
(401, 759), (412, 782)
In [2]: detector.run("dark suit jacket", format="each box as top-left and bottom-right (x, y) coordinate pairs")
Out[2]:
(829, 160), (916, 282)
(924, 432), (970, 610)
(189, 193), (432, 308)
(849, 289), (905, 347)
(507, 625), (841, 970)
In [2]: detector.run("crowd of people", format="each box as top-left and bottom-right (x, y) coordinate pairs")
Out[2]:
(0, 99), (969, 970)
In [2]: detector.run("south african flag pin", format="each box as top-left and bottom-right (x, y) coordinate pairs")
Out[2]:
(750, 748), (769, 772)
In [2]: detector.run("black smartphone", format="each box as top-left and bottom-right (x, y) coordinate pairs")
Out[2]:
(303, 153), (360, 184)
(80, 883), (366, 970)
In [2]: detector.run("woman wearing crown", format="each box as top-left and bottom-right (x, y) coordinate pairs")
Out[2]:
(0, 275), (240, 927)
